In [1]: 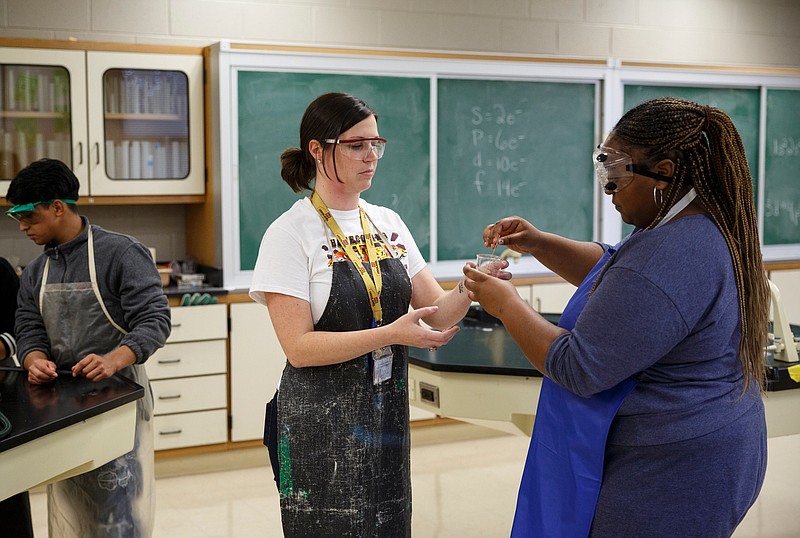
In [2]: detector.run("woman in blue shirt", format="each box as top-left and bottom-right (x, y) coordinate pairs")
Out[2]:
(464, 97), (769, 537)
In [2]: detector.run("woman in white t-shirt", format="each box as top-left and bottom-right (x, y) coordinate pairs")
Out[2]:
(249, 93), (477, 537)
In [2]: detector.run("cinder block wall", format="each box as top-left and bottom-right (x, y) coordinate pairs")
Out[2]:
(2, 0), (798, 67)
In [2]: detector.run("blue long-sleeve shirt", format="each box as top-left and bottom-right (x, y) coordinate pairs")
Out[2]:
(546, 214), (762, 446)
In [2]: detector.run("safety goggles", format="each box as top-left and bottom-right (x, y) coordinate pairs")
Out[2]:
(324, 137), (387, 161)
(593, 146), (673, 194)
(5, 199), (76, 222)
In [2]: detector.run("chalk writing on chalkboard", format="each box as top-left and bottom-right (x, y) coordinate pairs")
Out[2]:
(470, 105), (529, 197)
(771, 137), (800, 157)
(764, 88), (800, 245)
(765, 199), (800, 226)
(437, 79), (596, 261)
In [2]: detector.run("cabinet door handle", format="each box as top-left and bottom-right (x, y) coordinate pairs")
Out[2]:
(94, 142), (100, 165)
(158, 393), (182, 400)
(77, 142), (83, 165)
(171, 323), (182, 328)
(157, 358), (182, 364)
(159, 428), (183, 436)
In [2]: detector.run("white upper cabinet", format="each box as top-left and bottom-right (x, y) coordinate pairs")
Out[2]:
(0, 46), (204, 198)
(0, 48), (88, 196)
(86, 51), (204, 196)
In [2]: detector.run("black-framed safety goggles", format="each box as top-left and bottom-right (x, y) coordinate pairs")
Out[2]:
(593, 146), (673, 193)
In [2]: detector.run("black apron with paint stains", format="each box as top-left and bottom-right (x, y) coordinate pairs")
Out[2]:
(277, 255), (412, 537)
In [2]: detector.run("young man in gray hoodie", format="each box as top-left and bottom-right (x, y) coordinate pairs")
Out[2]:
(6, 158), (171, 537)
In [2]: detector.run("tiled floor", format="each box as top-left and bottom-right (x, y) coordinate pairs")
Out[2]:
(29, 426), (800, 537)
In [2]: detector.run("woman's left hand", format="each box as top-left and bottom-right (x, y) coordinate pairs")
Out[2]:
(462, 263), (518, 320)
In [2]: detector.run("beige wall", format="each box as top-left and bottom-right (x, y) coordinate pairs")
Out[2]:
(1, 0), (798, 68)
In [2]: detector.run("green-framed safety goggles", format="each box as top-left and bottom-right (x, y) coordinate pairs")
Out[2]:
(5, 199), (77, 222)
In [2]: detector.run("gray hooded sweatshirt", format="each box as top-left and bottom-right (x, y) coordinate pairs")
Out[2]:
(15, 216), (171, 365)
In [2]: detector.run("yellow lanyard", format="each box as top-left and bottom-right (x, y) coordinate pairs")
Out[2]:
(310, 191), (384, 325)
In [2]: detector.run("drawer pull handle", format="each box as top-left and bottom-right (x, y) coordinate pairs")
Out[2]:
(171, 323), (182, 328)
(158, 358), (182, 364)
(159, 428), (183, 436)
(158, 394), (182, 400)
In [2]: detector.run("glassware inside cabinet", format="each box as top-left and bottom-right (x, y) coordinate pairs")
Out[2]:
(102, 68), (190, 180)
(0, 64), (72, 180)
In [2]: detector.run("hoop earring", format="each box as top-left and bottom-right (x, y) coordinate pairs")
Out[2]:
(653, 187), (663, 207)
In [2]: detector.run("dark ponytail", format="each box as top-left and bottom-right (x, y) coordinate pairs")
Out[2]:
(280, 92), (377, 193)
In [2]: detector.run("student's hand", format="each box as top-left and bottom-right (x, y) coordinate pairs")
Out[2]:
(72, 353), (118, 382)
(25, 354), (58, 385)
(387, 306), (460, 349)
(484, 216), (540, 255)
(463, 264), (518, 320)
(72, 346), (136, 382)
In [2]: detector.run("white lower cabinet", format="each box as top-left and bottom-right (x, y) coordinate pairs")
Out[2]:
(152, 410), (228, 451)
(530, 281), (577, 313)
(229, 302), (284, 442)
(146, 304), (228, 450)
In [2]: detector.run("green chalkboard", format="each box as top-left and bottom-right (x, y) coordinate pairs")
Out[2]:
(621, 85), (760, 237)
(237, 71), (430, 270)
(436, 79), (596, 261)
(764, 89), (800, 245)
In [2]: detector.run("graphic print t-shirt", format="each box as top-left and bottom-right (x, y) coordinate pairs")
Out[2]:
(249, 197), (426, 324)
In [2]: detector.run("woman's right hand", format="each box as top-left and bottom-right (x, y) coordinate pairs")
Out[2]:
(386, 306), (460, 349)
(484, 216), (540, 255)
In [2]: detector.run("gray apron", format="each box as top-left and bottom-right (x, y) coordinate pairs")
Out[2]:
(40, 226), (155, 538)
(277, 251), (413, 537)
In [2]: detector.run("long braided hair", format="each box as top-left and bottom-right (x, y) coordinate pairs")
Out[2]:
(611, 97), (769, 392)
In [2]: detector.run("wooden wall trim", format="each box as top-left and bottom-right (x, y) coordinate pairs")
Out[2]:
(0, 36), (203, 55)
(227, 41), (606, 65)
(621, 60), (800, 76)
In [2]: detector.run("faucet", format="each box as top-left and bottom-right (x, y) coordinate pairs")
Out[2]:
(499, 248), (521, 264)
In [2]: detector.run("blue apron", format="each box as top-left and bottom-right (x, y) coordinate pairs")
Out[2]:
(511, 190), (697, 537)
(510, 245), (637, 538)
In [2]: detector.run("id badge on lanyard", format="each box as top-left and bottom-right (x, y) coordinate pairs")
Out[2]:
(372, 345), (393, 385)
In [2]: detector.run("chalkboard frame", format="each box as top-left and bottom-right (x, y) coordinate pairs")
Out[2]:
(213, 43), (800, 289)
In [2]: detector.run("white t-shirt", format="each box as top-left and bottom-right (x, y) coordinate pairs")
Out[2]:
(249, 197), (427, 324)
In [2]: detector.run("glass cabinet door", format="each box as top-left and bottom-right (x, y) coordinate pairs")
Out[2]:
(0, 63), (73, 180)
(0, 48), (87, 198)
(102, 68), (190, 180)
(87, 51), (204, 196)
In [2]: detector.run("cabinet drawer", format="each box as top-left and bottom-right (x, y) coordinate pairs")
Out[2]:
(153, 409), (228, 450)
(146, 340), (226, 380)
(151, 375), (226, 415)
(168, 304), (227, 343)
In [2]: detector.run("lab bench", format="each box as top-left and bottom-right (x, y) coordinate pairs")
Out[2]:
(0, 369), (143, 501)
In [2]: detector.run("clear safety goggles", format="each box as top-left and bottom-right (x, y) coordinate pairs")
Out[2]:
(5, 199), (76, 223)
(324, 137), (387, 161)
(593, 146), (673, 194)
